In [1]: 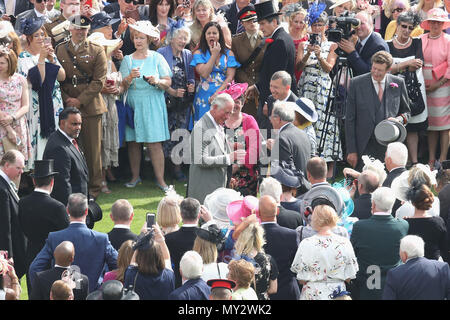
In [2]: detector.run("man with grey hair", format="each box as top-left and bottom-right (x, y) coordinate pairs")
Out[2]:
(383, 142), (408, 188)
(383, 235), (450, 300)
(268, 101), (311, 176)
(107, 199), (138, 251)
(188, 93), (245, 204)
(168, 251), (211, 300)
(29, 193), (118, 293)
(353, 170), (380, 220)
(350, 187), (408, 300)
(257, 70), (298, 135)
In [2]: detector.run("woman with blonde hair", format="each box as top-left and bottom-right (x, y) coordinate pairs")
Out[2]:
(412, 0), (443, 19)
(291, 205), (358, 300)
(384, 0), (424, 39)
(285, 4), (308, 83)
(156, 192), (183, 235)
(233, 222), (278, 300)
(103, 240), (135, 283)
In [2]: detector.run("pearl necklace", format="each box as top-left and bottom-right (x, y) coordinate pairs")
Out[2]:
(428, 34), (441, 39)
(394, 35), (411, 46)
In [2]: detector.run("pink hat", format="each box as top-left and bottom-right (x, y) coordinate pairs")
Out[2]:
(420, 8), (450, 30)
(226, 195), (259, 225)
(218, 81), (249, 101)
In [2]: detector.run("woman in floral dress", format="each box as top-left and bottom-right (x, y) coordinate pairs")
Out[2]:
(188, 21), (240, 130)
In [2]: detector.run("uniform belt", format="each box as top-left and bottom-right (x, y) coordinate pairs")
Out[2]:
(63, 75), (92, 86)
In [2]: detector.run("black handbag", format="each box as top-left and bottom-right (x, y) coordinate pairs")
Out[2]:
(403, 70), (425, 117)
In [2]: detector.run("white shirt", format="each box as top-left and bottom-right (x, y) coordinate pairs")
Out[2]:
(181, 223), (199, 228)
(371, 75), (386, 96)
(373, 211), (391, 216)
(270, 26), (283, 39)
(113, 224), (131, 229)
(5, 0), (16, 15)
(206, 111), (231, 165)
(58, 128), (80, 153)
(0, 168), (13, 186)
(358, 31), (373, 51)
(34, 188), (50, 195)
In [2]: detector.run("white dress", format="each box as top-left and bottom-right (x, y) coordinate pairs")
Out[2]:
(395, 198), (440, 219)
(290, 233), (358, 300)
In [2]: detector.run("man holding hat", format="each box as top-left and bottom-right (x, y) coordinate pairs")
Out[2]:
(231, 4), (265, 118)
(245, 0), (297, 111)
(44, 0), (81, 46)
(56, 14), (108, 200)
(18, 159), (69, 293)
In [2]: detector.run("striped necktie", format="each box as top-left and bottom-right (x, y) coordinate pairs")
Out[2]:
(236, 20), (244, 34)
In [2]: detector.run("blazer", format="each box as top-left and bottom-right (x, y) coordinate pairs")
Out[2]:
(352, 193), (372, 220)
(0, 174), (27, 279)
(277, 206), (303, 230)
(262, 222), (300, 300)
(0, 0), (32, 16)
(157, 45), (195, 84)
(255, 27), (297, 106)
(382, 167), (406, 188)
(218, 1), (239, 35)
(272, 122), (311, 175)
(18, 191), (69, 271)
(30, 266), (89, 300)
(165, 226), (198, 288)
(107, 227), (138, 251)
(345, 73), (411, 157)
(346, 32), (390, 77)
(383, 257), (450, 300)
(350, 214), (409, 300)
(43, 130), (89, 205)
(29, 223), (118, 293)
(168, 278), (211, 300)
(257, 91), (298, 134)
(188, 113), (231, 204)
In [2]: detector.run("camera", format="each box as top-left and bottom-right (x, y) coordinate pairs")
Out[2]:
(326, 11), (360, 44)
(309, 33), (321, 46)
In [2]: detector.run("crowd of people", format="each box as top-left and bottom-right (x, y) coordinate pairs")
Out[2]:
(0, 0), (449, 301)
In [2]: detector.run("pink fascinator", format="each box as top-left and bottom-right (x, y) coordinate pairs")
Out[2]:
(218, 81), (248, 100)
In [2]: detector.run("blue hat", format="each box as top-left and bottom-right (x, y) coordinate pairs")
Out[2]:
(271, 160), (303, 188)
(90, 11), (120, 31)
(19, 17), (45, 35)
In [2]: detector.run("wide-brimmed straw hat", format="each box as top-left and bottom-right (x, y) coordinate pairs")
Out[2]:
(293, 97), (318, 123)
(329, 0), (353, 10)
(420, 8), (450, 30)
(204, 188), (242, 228)
(88, 32), (122, 55)
(129, 20), (160, 39)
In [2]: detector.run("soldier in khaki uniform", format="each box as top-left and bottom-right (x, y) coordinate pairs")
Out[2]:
(56, 14), (107, 199)
(45, 0), (81, 47)
(231, 5), (266, 118)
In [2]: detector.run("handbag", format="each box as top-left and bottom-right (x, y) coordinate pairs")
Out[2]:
(403, 70), (425, 117)
(2, 136), (19, 152)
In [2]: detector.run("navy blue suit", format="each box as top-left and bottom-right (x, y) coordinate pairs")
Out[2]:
(29, 223), (118, 293)
(262, 222), (300, 300)
(168, 278), (211, 300)
(346, 32), (389, 77)
(383, 257), (450, 300)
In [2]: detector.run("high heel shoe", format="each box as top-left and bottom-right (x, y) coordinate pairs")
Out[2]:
(124, 177), (142, 188)
(155, 181), (174, 193)
(101, 181), (111, 194)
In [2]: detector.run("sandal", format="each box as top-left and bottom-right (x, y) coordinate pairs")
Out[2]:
(101, 181), (111, 194)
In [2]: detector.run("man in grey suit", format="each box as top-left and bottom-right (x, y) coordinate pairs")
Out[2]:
(345, 50), (410, 171)
(1, 0), (33, 19)
(188, 93), (246, 204)
(14, 0), (51, 34)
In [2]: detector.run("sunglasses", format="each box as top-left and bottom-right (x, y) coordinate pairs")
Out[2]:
(35, 0), (49, 3)
(124, 0), (139, 4)
(392, 8), (405, 13)
(400, 24), (414, 31)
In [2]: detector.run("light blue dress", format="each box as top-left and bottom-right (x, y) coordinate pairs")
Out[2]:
(120, 51), (172, 143)
(188, 49), (240, 130)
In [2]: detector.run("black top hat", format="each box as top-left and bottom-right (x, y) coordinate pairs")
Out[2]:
(238, 4), (257, 22)
(86, 280), (140, 300)
(374, 119), (407, 146)
(31, 160), (58, 178)
(86, 200), (103, 229)
(255, 1), (282, 22)
(69, 15), (92, 29)
(90, 11), (120, 31)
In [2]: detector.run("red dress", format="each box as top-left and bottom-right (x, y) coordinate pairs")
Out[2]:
(293, 36), (309, 83)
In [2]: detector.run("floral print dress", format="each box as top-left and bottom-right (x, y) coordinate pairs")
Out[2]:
(290, 233), (358, 300)
(188, 49), (240, 130)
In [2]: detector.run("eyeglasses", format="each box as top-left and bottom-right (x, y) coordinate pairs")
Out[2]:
(400, 24), (414, 31)
(392, 8), (405, 13)
(35, 0), (49, 3)
(312, 24), (325, 27)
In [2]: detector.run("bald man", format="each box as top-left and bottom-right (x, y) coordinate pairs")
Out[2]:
(30, 241), (89, 300)
(259, 195), (300, 300)
(353, 170), (380, 220)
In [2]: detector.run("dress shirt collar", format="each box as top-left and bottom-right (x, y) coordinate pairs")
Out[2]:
(58, 128), (75, 144)
(359, 31), (372, 48)
(279, 122), (290, 132)
(373, 211), (391, 216)
(34, 188), (51, 195)
(389, 166), (404, 173)
(0, 169), (12, 186)
(372, 75), (386, 89)
(70, 221), (85, 225)
(246, 31), (258, 39)
(206, 111), (224, 133)
(270, 26), (283, 38)
(34, 8), (46, 17)
(54, 264), (69, 269)
(181, 224), (198, 228)
(260, 221), (277, 225)
(113, 224), (131, 229)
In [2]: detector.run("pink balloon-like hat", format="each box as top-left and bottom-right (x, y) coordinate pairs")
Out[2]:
(218, 81), (249, 101)
(226, 195), (259, 225)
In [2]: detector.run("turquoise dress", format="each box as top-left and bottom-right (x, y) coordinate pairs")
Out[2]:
(120, 51), (172, 143)
(189, 49), (240, 130)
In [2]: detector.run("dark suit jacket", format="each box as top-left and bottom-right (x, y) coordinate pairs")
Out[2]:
(255, 27), (297, 105)
(107, 227), (138, 251)
(277, 206), (303, 230)
(350, 214), (409, 300)
(262, 222), (300, 300)
(43, 130), (89, 205)
(257, 91), (297, 134)
(383, 257), (450, 300)
(383, 167), (406, 188)
(29, 223), (118, 293)
(168, 278), (211, 300)
(165, 226), (198, 288)
(272, 122), (311, 175)
(18, 191), (69, 272)
(345, 73), (410, 159)
(0, 0), (32, 16)
(30, 266), (89, 300)
(353, 193), (372, 220)
(218, 1), (239, 35)
(0, 174), (27, 279)
(347, 32), (389, 77)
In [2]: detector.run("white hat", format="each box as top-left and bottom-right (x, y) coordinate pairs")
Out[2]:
(391, 164), (437, 202)
(329, 0), (354, 10)
(88, 32), (122, 56)
(128, 20), (160, 39)
(0, 21), (14, 38)
(293, 97), (318, 123)
(203, 187), (242, 229)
